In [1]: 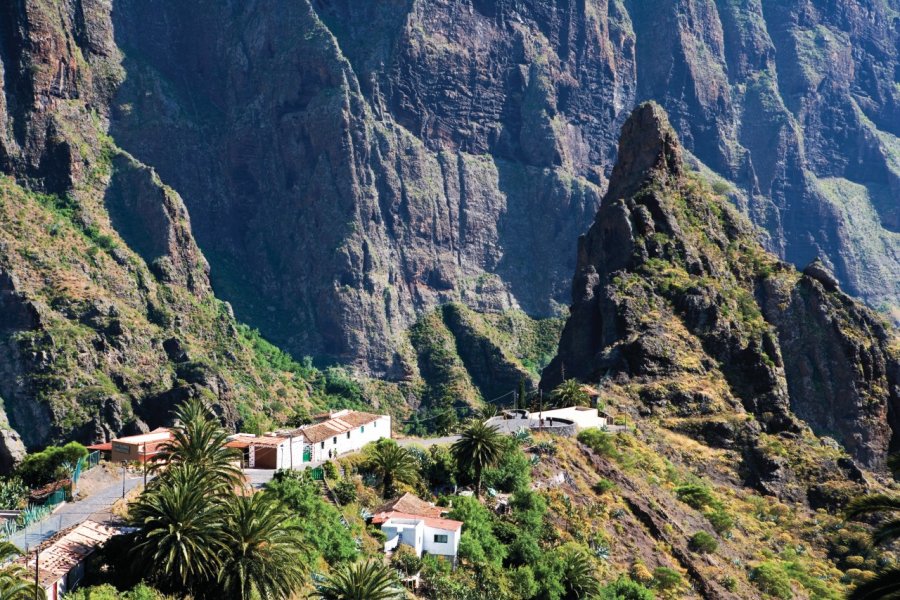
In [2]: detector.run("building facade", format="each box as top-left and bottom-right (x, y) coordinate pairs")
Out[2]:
(228, 410), (392, 469)
(371, 493), (462, 564)
(108, 428), (173, 463)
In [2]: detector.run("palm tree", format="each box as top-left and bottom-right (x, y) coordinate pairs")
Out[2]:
(367, 440), (419, 498)
(218, 493), (309, 600)
(552, 379), (590, 408)
(560, 546), (601, 598)
(845, 454), (900, 600)
(151, 398), (243, 488)
(0, 542), (45, 600)
(312, 561), (404, 600)
(452, 420), (503, 498)
(129, 464), (228, 592)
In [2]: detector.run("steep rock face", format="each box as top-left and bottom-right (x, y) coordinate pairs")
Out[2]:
(109, 0), (612, 375)
(544, 103), (900, 473)
(103, 0), (899, 375)
(0, 0), (322, 457)
(760, 264), (900, 467)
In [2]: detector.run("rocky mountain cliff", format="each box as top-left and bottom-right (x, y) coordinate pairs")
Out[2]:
(1, 0), (899, 460)
(101, 0), (900, 375)
(543, 102), (900, 478)
(0, 0), (363, 462)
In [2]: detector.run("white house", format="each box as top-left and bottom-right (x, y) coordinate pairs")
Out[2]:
(226, 433), (303, 470)
(371, 493), (462, 564)
(229, 410), (391, 469)
(290, 410), (391, 463)
(530, 406), (607, 429)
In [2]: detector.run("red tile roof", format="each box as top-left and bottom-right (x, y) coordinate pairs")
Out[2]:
(293, 411), (383, 443)
(374, 492), (446, 519)
(372, 511), (463, 532)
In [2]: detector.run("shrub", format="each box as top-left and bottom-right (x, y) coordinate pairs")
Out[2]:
(17, 442), (88, 486)
(652, 567), (682, 591)
(578, 428), (619, 459)
(265, 472), (358, 563)
(391, 545), (422, 575)
(630, 562), (653, 584)
(333, 478), (357, 505)
(593, 478), (616, 494)
(750, 562), (793, 600)
(689, 531), (718, 554)
(322, 460), (339, 480)
(706, 507), (733, 534)
(674, 483), (716, 510)
(599, 576), (656, 600)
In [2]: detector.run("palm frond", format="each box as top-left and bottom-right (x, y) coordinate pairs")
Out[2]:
(848, 567), (900, 600)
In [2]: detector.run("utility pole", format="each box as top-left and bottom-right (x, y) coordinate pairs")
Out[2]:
(33, 544), (39, 600)
(121, 461), (126, 499)
(142, 443), (147, 487)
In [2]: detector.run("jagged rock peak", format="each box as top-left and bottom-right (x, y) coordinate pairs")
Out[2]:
(802, 258), (840, 292)
(605, 102), (683, 206)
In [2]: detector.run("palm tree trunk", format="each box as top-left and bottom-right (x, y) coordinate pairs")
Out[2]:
(475, 468), (482, 498)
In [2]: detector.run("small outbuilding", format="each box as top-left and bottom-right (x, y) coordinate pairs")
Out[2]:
(371, 493), (462, 565)
(19, 520), (123, 599)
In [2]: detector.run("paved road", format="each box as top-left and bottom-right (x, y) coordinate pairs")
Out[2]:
(10, 474), (143, 552)
(244, 468), (277, 489)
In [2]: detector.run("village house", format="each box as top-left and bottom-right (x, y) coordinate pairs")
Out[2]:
(87, 428), (174, 464)
(486, 405), (607, 436)
(371, 493), (462, 564)
(18, 520), (124, 599)
(228, 410), (392, 469)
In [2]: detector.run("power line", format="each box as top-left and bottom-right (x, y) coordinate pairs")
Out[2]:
(397, 388), (517, 423)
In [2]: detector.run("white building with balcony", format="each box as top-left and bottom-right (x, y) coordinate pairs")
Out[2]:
(371, 493), (462, 564)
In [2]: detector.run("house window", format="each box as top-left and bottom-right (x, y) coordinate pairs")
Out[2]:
(320, 442), (325, 449)
(333, 437), (337, 445)
(433, 534), (448, 544)
(346, 432), (351, 439)
(361, 426), (365, 433)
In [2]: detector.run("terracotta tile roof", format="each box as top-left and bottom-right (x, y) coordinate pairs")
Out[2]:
(113, 428), (172, 445)
(293, 411), (382, 443)
(18, 521), (123, 587)
(226, 435), (286, 448)
(375, 493), (445, 519)
(372, 511), (463, 532)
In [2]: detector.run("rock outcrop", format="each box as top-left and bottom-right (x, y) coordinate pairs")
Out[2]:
(0, 0), (325, 459)
(544, 103), (900, 474)
(99, 0), (899, 374)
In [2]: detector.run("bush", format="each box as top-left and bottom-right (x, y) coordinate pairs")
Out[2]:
(593, 478), (616, 494)
(332, 478), (357, 505)
(750, 562), (793, 600)
(674, 483), (716, 510)
(265, 472), (358, 563)
(688, 531), (718, 554)
(578, 428), (619, 459)
(17, 442), (88, 486)
(706, 507), (733, 534)
(322, 460), (339, 480)
(64, 584), (166, 600)
(599, 576), (656, 599)
(391, 545), (422, 575)
(483, 439), (532, 494)
(652, 567), (682, 591)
